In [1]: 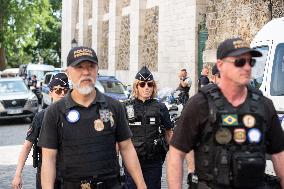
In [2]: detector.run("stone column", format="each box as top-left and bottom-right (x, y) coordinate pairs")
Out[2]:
(61, 0), (76, 68)
(106, 0), (122, 75)
(129, 0), (147, 78)
(78, 0), (89, 46)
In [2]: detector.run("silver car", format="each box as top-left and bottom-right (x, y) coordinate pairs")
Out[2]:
(0, 77), (38, 121)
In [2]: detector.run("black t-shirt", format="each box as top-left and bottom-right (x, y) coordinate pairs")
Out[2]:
(38, 89), (132, 149)
(26, 110), (45, 143)
(170, 89), (284, 155)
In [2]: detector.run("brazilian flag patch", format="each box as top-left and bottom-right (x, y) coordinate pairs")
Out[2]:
(222, 114), (238, 126)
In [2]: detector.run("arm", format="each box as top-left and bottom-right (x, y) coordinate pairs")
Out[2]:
(271, 151), (284, 188)
(165, 129), (173, 143)
(118, 139), (146, 189)
(41, 148), (57, 189)
(167, 145), (186, 189)
(12, 140), (33, 189)
(180, 79), (188, 88)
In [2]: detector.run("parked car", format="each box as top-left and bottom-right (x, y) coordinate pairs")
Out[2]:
(97, 75), (129, 101)
(0, 77), (38, 121)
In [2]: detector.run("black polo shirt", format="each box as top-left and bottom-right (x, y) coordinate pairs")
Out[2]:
(38, 89), (132, 149)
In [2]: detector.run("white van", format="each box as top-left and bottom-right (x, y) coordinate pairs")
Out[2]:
(251, 17), (284, 130)
(19, 64), (55, 87)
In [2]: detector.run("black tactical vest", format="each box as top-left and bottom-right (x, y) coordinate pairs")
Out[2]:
(59, 100), (118, 179)
(126, 99), (163, 160)
(195, 84), (267, 188)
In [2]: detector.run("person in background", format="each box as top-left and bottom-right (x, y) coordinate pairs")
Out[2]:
(198, 67), (210, 89)
(124, 66), (173, 189)
(210, 64), (221, 85)
(12, 73), (69, 189)
(177, 69), (192, 105)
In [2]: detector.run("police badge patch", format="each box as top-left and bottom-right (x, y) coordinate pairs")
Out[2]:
(94, 119), (104, 131)
(126, 105), (135, 120)
(215, 128), (232, 144)
(242, 114), (256, 128)
(99, 109), (110, 122)
(233, 128), (246, 144)
(80, 182), (91, 189)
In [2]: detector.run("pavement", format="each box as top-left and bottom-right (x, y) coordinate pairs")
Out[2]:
(0, 144), (189, 189)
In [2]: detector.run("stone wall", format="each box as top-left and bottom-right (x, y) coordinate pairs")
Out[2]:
(141, 6), (159, 71)
(103, 0), (110, 14)
(206, 0), (270, 50)
(122, 0), (130, 7)
(206, 0), (284, 50)
(117, 15), (130, 70)
(99, 21), (109, 69)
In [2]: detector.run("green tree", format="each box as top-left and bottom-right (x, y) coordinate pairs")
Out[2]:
(0, 0), (62, 70)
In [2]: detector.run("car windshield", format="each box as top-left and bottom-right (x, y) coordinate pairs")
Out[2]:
(270, 43), (284, 96)
(0, 80), (28, 93)
(251, 46), (269, 88)
(99, 80), (125, 94)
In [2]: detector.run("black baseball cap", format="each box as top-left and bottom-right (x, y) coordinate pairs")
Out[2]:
(48, 73), (69, 89)
(217, 37), (262, 59)
(135, 66), (154, 81)
(67, 46), (98, 67)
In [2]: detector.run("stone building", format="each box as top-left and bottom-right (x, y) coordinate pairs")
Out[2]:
(61, 0), (284, 93)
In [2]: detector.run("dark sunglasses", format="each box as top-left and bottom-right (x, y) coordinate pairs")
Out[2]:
(225, 58), (256, 67)
(52, 87), (69, 95)
(138, 81), (154, 88)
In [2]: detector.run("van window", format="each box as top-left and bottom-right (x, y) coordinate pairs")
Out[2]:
(251, 46), (269, 88)
(44, 74), (52, 85)
(271, 43), (284, 96)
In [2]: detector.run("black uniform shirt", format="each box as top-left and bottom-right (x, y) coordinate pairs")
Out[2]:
(26, 110), (45, 143)
(170, 89), (284, 154)
(38, 89), (132, 149)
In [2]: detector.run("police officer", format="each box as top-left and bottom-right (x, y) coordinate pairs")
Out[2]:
(12, 73), (69, 189)
(177, 69), (192, 105)
(38, 46), (146, 189)
(124, 66), (173, 189)
(167, 37), (284, 189)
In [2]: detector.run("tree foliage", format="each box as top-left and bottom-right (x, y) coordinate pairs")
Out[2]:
(0, 0), (62, 69)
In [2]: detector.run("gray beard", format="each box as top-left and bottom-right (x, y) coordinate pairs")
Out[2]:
(73, 83), (95, 95)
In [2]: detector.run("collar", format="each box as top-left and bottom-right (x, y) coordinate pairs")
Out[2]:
(64, 88), (106, 110)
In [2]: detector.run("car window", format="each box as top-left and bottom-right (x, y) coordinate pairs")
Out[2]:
(0, 80), (28, 93)
(251, 46), (269, 88)
(99, 80), (125, 94)
(270, 43), (284, 96)
(44, 74), (52, 85)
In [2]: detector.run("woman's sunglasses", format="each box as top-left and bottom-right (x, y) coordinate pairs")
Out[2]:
(52, 87), (69, 95)
(224, 58), (256, 67)
(138, 81), (154, 88)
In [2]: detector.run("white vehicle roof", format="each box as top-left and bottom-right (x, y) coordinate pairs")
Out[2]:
(27, 64), (55, 71)
(251, 17), (284, 45)
(2, 68), (19, 74)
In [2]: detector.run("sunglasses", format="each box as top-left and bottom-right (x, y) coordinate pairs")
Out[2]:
(138, 81), (154, 88)
(52, 87), (69, 95)
(224, 58), (256, 67)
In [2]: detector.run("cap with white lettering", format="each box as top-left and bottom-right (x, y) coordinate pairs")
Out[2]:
(67, 46), (98, 67)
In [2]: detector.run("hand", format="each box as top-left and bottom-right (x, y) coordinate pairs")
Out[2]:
(12, 174), (22, 189)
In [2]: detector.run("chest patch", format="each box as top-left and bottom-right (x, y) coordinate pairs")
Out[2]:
(242, 114), (256, 128)
(222, 114), (238, 126)
(66, 110), (80, 123)
(94, 119), (104, 131)
(99, 109), (110, 122)
(233, 128), (246, 144)
(215, 128), (232, 144)
(247, 128), (261, 143)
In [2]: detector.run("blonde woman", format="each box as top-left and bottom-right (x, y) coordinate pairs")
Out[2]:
(124, 66), (173, 189)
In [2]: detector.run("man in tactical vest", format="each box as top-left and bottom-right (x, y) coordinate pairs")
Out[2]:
(167, 37), (284, 189)
(12, 73), (70, 189)
(38, 46), (146, 189)
(177, 69), (192, 105)
(124, 66), (173, 189)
